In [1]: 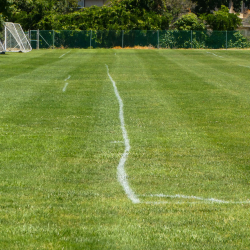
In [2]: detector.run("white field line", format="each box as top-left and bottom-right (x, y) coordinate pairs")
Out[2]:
(105, 64), (140, 204)
(239, 65), (250, 68)
(206, 52), (223, 58)
(63, 82), (69, 92)
(142, 194), (250, 204)
(63, 75), (71, 92)
(65, 75), (71, 81)
(59, 50), (72, 58)
(106, 64), (249, 205)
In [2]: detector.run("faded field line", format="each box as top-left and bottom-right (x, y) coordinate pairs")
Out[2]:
(105, 64), (140, 204)
(207, 52), (223, 58)
(59, 50), (72, 58)
(63, 82), (69, 92)
(239, 65), (250, 68)
(63, 75), (71, 92)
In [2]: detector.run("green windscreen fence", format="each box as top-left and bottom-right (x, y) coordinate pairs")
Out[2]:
(29, 30), (250, 49)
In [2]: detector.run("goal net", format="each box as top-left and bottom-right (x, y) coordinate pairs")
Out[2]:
(4, 22), (32, 52)
(0, 40), (4, 53)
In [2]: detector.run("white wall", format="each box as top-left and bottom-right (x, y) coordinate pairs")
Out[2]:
(78, 0), (106, 7)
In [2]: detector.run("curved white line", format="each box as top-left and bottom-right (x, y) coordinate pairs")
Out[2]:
(106, 64), (140, 204)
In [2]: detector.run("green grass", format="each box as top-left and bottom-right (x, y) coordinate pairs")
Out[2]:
(0, 49), (250, 249)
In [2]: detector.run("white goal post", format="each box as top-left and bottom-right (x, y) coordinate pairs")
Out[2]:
(0, 40), (4, 54)
(3, 22), (32, 53)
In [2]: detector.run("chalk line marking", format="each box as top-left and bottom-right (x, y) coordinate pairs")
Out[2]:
(239, 65), (250, 68)
(105, 64), (249, 205)
(63, 75), (71, 92)
(207, 52), (223, 58)
(141, 194), (250, 204)
(65, 75), (71, 81)
(59, 50), (72, 58)
(111, 141), (123, 144)
(105, 64), (140, 204)
(63, 82), (69, 92)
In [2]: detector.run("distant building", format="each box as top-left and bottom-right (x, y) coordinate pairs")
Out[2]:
(229, 0), (249, 18)
(78, 0), (108, 8)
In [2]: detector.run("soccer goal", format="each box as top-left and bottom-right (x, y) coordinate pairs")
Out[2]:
(0, 40), (5, 54)
(3, 22), (32, 52)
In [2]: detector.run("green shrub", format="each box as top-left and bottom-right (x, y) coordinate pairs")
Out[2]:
(203, 5), (242, 31)
(173, 13), (206, 31)
(228, 31), (250, 48)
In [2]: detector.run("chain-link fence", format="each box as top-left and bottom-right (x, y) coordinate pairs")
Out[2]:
(29, 30), (250, 49)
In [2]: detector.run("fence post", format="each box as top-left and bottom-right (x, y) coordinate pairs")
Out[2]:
(226, 30), (227, 50)
(191, 30), (193, 49)
(90, 30), (92, 49)
(157, 30), (159, 49)
(53, 30), (55, 49)
(122, 30), (124, 48)
(36, 29), (39, 50)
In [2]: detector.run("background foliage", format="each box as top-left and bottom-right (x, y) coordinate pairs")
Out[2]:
(203, 5), (242, 30)
(0, 0), (244, 31)
(191, 0), (250, 14)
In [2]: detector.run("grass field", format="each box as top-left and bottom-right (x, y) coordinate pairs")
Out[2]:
(1, 48), (250, 249)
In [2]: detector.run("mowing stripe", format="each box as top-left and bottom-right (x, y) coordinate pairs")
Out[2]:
(105, 64), (140, 204)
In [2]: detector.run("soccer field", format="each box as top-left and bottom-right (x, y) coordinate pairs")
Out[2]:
(1, 49), (250, 249)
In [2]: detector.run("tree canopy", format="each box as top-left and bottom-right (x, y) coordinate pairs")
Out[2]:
(203, 5), (242, 30)
(0, 0), (244, 31)
(191, 0), (250, 14)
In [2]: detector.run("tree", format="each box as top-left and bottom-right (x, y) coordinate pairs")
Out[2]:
(109, 0), (167, 14)
(50, 3), (173, 30)
(191, 0), (248, 14)
(203, 5), (242, 30)
(165, 0), (195, 18)
(173, 13), (206, 30)
(0, 0), (79, 30)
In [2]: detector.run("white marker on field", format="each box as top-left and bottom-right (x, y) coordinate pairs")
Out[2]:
(63, 82), (69, 92)
(143, 194), (250, 204)
(239, 65), (250, 68)
(65, 75), (71, 81)
(206, 52), (223, 58)
(59, 50), (72, 58)
(63, 75), (71, 92)
(106, 64), (140, 204)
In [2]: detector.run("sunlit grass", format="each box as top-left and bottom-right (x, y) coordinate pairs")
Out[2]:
(0, 49), (250, 249)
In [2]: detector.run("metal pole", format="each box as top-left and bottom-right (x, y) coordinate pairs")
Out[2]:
(53, 30), (55, 49)
(37, 29), (39, 50)
(90, 30), (92, 49)
(226, 30), (227, 50)
(157, 30), (159, 49)
(122, 30), (124, 48)
(191, 30), (193, 49)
